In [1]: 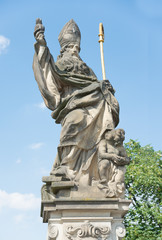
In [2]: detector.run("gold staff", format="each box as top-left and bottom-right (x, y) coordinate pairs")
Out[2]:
(98, 23), (106, 80)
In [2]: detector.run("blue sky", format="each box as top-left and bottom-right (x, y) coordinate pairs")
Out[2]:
(0, 0), (162, 239)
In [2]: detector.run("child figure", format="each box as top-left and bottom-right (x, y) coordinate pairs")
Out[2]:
(98, 129), (130, 197)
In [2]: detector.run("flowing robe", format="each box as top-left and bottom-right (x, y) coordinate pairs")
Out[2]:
(33, 43), (119, 181)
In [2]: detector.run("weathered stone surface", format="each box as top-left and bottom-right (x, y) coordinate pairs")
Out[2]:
(97, 129), (130, 198)
(33, 18), (131, 240)
(42, 176), (71, 183)
(32, 19), (128, 198)
(66, 220), (110, 239)
(51, 181), (75, 194)
(42, 198), (131, 239)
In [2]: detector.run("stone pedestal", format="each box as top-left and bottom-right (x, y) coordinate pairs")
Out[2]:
(41, 198), (131, 240)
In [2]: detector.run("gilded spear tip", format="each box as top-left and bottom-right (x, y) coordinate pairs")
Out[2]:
(98, 22), (106, 80)
(98, 23), (104, 42)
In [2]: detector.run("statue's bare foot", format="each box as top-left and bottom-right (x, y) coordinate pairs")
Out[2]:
(99, 178), (107, 184)
(50, 166), (76, 181)
(97, 179), (108, 191)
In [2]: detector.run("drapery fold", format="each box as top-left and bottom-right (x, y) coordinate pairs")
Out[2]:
(33, 44), (119, 179)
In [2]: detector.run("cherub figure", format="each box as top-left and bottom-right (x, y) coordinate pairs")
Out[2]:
(98, 129), (130, 197)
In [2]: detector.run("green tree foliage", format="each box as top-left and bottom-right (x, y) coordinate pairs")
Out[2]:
(123, 140), (162, 240)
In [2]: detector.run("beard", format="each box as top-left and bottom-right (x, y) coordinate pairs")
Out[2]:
(55, 51), (92, 76)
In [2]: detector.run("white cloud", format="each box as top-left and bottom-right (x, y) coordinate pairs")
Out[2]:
(29, 142), (45, 150)
(35, 102), (46, 110)
(0, 35), (10, 54)
(0, 190), (40, 211)
(16, 158), (22, 164)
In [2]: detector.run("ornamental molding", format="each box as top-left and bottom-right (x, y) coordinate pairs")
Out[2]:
(66, 220), (110, 240)
(116, 224), (126, 239)
(112, 222), (126, 240)
(48, 223), (58, 240)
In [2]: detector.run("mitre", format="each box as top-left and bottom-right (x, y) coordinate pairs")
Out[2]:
(58, 19), (81, 49)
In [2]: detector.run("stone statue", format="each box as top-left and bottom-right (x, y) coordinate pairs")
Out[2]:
(33, 19), (132, 240)
(33, 18), (129, 198)
(98, 129), (130, 197)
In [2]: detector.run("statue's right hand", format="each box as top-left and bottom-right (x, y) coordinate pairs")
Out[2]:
(34, 18), (46, 46)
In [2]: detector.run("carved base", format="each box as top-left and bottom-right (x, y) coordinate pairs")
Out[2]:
(41, 198), (131, 240)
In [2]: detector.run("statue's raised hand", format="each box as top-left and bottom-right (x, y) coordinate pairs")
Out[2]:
(34, 18), (46, 46)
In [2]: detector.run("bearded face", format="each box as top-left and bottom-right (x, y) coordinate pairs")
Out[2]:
(65, 43), (80, 58)
(55, 43), (96, 77)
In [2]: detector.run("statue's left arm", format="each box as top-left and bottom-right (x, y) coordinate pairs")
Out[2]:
(33, 19), (61, 111)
